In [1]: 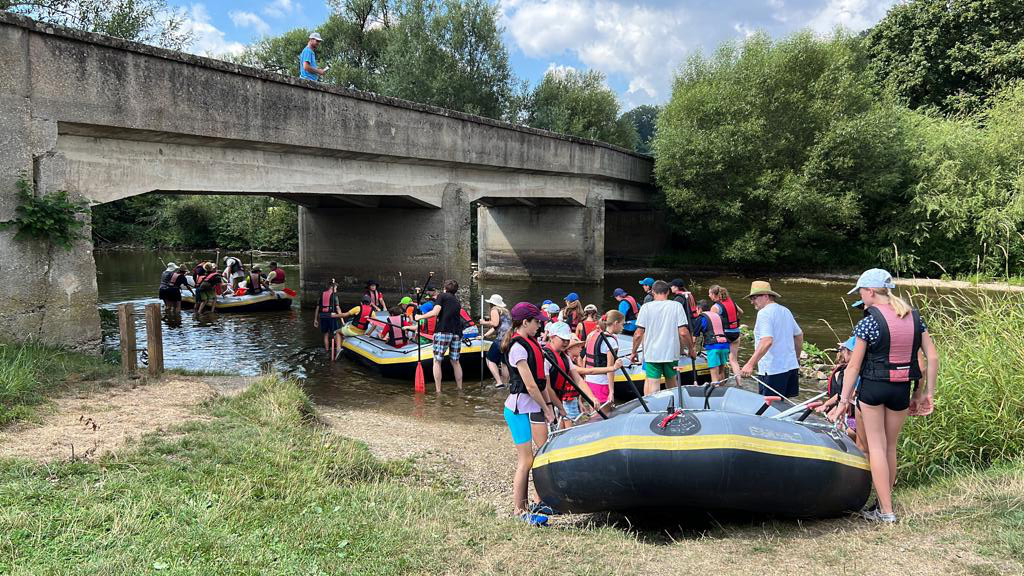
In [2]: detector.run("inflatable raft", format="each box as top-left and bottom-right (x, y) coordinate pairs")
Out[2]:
(341, 326), (486, 380)
(181, 290), (293, 312)
(532, 386), (871, 517)
(600, 334), (712, 400)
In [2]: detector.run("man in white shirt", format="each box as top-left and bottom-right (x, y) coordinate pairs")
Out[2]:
(740, 281), (803, 397)
(630, 280), (696, 395)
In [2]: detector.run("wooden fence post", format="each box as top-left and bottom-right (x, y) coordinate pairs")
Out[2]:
(145, 303), (164, 377)
(117, 303), (137, 375)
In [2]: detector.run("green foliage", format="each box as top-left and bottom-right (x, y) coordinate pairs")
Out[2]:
(0, 342), (116, 427)
(899, 291), (1024, 484)
(2, 0), (192, 50)
(865, 0), (1024, 116)
(620, 105), (660, 154)
(527, 69), (637, 149)
(0, 177), (89, 250)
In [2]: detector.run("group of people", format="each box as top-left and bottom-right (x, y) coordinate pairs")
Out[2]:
(158, 256), (287, 314)
(497, 269), (939, 527)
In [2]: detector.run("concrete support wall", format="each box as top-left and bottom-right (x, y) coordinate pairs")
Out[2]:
(477, 189), (605, 282)
(298, 186), (471, 306)
(0, 25), (100, 351)
(605, 209), (668, 267)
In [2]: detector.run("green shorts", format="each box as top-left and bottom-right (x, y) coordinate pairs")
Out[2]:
(200, 290), (216, 303)
(705, 348), (730, 369)
(644, 361), (677, 380)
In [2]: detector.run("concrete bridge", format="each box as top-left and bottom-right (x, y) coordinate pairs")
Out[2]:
(0, 13), (660, 351)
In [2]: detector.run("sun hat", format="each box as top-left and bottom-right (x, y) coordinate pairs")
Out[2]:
(545, 321), (572, 341)
(564, 292), (579, 303)
(486, 294), (506, 307)
(840, 336), (857, 351)
(165, 262), (178, 272)
(309, 32), (323, 41)
(638, 277), (655, 287)
(847, 268), (896, 294)
(745, 280), (780, 299)
(612, 288), (627, 298)
(398, 296), (413, 306)
(510, 302), (542, 323)
(566, 336), (585, 350)
(583, 303), (598, 313)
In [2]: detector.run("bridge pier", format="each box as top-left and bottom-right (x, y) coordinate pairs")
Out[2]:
(298, 186), (471, 306)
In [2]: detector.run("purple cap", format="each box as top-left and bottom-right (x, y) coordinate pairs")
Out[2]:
(613, 288), (627, 298)
(510, 302), (542, 323)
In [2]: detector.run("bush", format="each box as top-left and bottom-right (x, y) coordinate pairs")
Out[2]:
(898, 291), (1024, 484)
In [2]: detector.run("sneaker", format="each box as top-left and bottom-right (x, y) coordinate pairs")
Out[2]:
(529, 501), (555, 516)
(494, 381), (506, 388)
(862, 507), (897, 523)
(862, 499), (878, 513)
(519, 513), (548, 526)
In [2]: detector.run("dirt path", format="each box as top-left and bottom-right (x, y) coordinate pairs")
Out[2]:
(0, 375), (251, 462)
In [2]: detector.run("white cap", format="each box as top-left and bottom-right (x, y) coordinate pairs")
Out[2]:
(309, 32), (323, 41)
(848, 268), (896, 294)
(544, 302), (560, 315)
(545, 321), (572, 341)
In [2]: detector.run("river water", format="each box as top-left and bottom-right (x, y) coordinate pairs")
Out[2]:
(97, 249), (866, 421)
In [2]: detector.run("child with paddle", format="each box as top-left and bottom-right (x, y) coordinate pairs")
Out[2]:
(582, 310), (626, 406)
(501, 302), (557, 525)
(543, 322), (601, 428)
(817, 337), (867, 452)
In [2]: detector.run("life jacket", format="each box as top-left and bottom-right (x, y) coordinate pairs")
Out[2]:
(563, 307), (582, 330)
(861, 304), (923, 383)
(674, 291), (699, 320)
(715, 297), (740, 329)
(700, 311), (728, 345)
(584, 330), (613, 368)
(578, 320), (598, 340)
(365, 289), (384, 310)
(421, 315), (437, 336)
(505, 335), (547, 397)
(269, 267), (286, 284)
(160, 270), (174, 290)
(319, 290), (336, 318)
(192, 264), (205, 281)
(383, 315), (409, 348)
(621, 295), (639, 322)
(352, 303), (374, 330)
(545, 345), (577, 401)
(245, 274), (263, 294)
(459, 308), (476, 328)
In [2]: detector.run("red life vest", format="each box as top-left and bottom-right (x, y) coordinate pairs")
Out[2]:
(421, 315), (437, 336)
(584, 330), (614, 368)
(352, 303), (374, 330)
(545, 345), (577, 401)
(578, 320), (598, 339)
(506, 335), (547, 396)
(459, 308), (476, 328)
(563, 308), (582, 330)
(319, 290), (335, 318)
(383, 315), (409, 347)
(700, 311), (728, 345)
(715, 297), (740, 329)
(622, 295), (638, 322)
(675, 291), (699, 319)
(862, 304), (923, 383)
(269, 267), (286, 284)
(365, 289), (384, 309)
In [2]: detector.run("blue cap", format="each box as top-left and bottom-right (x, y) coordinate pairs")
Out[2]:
(542, 299), (553, 306)
(840, 336), (857, 351)
(851, 299), (864, 309)
(613, 288), (627, 298)
(639, 277), (655, 286)
(565, 292), (579, 302)
(848, 268), (895, 294)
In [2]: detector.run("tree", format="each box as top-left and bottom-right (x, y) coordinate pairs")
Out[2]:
(865, 0), (1024, 116)
(2, 0), (192, 50)
(620, 105), (660, 154)
(527, 69), (636, 149)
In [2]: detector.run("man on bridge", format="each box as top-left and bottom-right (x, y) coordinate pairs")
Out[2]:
(299, 33), (327, 81)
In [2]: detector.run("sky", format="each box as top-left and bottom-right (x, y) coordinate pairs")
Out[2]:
(177, 0), (899, 108)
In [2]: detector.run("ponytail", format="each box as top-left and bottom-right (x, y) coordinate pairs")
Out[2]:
(876, 287), (911, 317)
(600, 310), (624, 331)
(709, 284), (730, 300)
(500, 318), (524, 353)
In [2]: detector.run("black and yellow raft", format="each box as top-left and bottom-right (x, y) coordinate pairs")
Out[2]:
(181, 289), (293, 312)
(532, 386), (870, 517)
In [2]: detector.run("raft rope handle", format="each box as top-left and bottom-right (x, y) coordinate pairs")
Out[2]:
(659, 409), (683, 429)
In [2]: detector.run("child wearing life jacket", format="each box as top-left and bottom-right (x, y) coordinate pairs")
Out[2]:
(708, 284), (744, 386)
(582, 310), (627, 406)
(340, 296), (375, 338)
(543, 322), (601, 428)
(817, 337), (865, 451)
(575, 304), (600, 340)
(501, 302), (557, 526)
(313, 279), (343, 360)
(561, 293), (583, 331)
(694, 300), (731, 384)
(364, 280), (386, 313)
(827, 269), (939, 524)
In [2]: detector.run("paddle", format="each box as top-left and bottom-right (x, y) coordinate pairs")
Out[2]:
(413, 272), (434, 393)
(541, 349), (608, 420)
(599, 332), (649, 413)
(747, 374), (799, 407)
(479, 293), (485, 384)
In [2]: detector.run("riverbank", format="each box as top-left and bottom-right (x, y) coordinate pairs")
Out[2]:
(1, 370), (1020, 575)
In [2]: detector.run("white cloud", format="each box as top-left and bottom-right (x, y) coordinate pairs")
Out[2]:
(182, 4), (245, 57)
(229, 10), (270, 35)
(808, 0), (896, 34)
(734, 22), (757, 38)
(545, 62), (578, 77)
(263, 0), (296, 19)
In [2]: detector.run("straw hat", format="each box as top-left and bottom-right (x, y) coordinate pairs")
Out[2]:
(486, 294), (506, 308)
(745, 280), (780, 299)
(566, 336), (585, 350)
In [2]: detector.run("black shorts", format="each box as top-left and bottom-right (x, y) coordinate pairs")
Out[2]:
(159, 287), (181, 302)
(759, 368), (799, 398)
(529, 410), (549, 424)
(858, 378), (912, 411)
(725, 331), (740, 343)
(486, 341), (504, 363)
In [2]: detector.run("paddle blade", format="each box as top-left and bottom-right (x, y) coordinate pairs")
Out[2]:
(414, 362), (426, 393)
(283, 288), (297, 298)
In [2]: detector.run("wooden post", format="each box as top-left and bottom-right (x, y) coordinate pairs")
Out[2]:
(117, 303), (137, 375)
(145, 303), (164, 377)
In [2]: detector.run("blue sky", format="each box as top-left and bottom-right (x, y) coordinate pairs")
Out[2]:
(178, 0), (898, 108)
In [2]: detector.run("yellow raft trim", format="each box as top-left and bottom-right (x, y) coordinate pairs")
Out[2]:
(532, 433), (870, 471)
(341, 339), (486, 365)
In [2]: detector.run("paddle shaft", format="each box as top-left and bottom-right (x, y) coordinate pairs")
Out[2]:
(747, 374), (799, 407)
(479, 294), (485, 383)
(541, 350), (608, 420)
(600, 332), (649, 413)
(415, 272), (434, 368)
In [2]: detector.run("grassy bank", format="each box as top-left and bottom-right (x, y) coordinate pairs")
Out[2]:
(0, 342), (117, 427)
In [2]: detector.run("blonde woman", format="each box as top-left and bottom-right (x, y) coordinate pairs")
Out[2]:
(708, 284), (744, 385)
(828, 269), (938, 524)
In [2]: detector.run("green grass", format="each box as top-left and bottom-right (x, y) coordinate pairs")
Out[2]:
(0, 342), (117, 427)
(949, 273), (1024, 287)
(899, 291), (1024, 484)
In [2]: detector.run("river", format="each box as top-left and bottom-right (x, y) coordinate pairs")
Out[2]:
(97, 249), (867, 421)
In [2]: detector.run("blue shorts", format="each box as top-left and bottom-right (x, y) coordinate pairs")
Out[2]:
(432, 332), (461, 361)
(705, 348), (730, 369)
(563, 398), (581, 420)
(503, 407), (532, 445)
